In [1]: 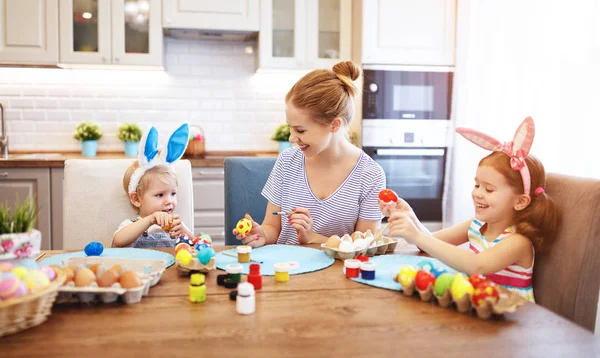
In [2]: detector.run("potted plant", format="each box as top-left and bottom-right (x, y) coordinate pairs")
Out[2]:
(73, 121), (103, 157)
(185, 125), (205, 157)
(0, 195), (40, 260)
(271, 123), (291, 153)
(117, 123), (142, 157)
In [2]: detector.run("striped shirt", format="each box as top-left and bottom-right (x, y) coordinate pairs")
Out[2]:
(262, 147), (386, 245)
(468, 219), (535, 302)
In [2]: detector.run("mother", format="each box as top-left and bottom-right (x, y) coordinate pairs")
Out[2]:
(234, 61), (386, 247)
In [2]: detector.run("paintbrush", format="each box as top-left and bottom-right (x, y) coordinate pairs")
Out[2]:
(374, 222), (392, 241)
(272, 211), (292, 216)
(221, 250), (263, 264)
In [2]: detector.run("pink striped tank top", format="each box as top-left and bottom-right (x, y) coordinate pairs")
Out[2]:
(468, 219), (535, 302)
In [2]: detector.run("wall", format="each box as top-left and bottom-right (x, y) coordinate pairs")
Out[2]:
(0, 38), (305, 152)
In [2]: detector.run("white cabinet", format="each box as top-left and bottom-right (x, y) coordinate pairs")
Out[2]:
(360, 0), (456, 66)
(0, 0), (59, 64)
(0, 168), (52, 250)
(192, 167), (225, 246)
(59, 0), (163, 66)
(163, 0), (259, 31)
(258, 0), (352, 70)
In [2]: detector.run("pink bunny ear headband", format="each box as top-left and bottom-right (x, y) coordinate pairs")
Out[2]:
(456, 116), (537, 196)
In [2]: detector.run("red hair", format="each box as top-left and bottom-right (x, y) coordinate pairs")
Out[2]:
(479, 151), (561, 252)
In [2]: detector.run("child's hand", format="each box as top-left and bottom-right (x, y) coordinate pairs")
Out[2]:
(170, 214), (186, 238)
(288, 207), (314, 244)
(232, 214), (267, 248)
(387, 212), (424, 243)
(379, 197), (415, 218)
(152, 211), (173, 229)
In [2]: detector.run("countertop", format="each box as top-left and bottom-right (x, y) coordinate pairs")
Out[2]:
(0, 151), (278, 168)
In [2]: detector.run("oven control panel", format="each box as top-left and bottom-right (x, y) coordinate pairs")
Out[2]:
(362, 120), (451, 147)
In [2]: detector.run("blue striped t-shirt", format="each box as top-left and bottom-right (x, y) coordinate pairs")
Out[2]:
(262, 147), (386, 244)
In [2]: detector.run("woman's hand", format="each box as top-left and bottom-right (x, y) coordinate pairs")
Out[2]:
(232, 213), (267, 248)
(387, 212), (425, 244)
(288, 207), (314, 244)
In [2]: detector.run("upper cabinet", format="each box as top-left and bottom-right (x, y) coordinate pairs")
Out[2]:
(360, 0), (456, 66)
(163, 0), (259, 31)
(0, 0), (59, 64)
(59, 0), (163, 66)
(258, 0), (352, 70)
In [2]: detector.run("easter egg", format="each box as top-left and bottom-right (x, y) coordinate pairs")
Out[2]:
(468, 273), (488, 289)
(11, 266), (29, 279)
(176, 250), (193, 266)
(0, 262), (14, 273)
(433, 266), (448, 278)
(236, 218), (253, 235)
(175, 243), (193, 254)
(416, 260), (434, 273)
(175, 236), (194, 246)
(39, 266), (57, 281)
(433, 273), (455, 296)
(472, 282), (500, 307)
(397, 265), (417, 287)
(84, 241), (104, 256)
(196, 247), (215, 265)
(0, 275), (29, 300)
(415, 270), (436, 291)
(23, 270), (51, 290)
(199, 234), (212, 244)
(161, 223), (173, 232)
(378, 189), (399, 203)
(194, 241), (210, 251)
(450, 273), (474, 300)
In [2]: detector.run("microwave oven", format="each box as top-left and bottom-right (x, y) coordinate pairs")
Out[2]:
(362, 65), (453, 120)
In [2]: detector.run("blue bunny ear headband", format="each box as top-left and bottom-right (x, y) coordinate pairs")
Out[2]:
(128, 123), (190, 194)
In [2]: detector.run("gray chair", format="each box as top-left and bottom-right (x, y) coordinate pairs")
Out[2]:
(224, 157), (277, 245)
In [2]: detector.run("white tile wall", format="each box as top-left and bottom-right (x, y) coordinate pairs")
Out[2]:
(0, 38), (306, 152)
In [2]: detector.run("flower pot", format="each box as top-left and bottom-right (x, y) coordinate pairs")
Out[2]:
(124, 141), (139, 157)
(0, 229), (41, 260)
(81, 140), (98, 157)
(278, 141), (292, 153)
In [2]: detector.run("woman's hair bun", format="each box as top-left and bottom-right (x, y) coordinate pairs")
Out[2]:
(333, 61), (360, 81)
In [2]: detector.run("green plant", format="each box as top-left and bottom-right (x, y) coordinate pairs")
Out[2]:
(73, 121), (103, 141)
(117, 122), (142, 142)
(0, 195), (38, 234)
(271, 123), (291, 142)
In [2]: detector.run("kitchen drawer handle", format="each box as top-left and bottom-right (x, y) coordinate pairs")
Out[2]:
(0, 172), (8, 177)
(194, 170), (224, 178)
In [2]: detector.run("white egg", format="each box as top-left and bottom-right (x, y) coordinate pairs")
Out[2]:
(338, 240), (355, 252)
(364, 229), (374, 237)
(341, 234), (353, 242)
(364, 234), (374, 246)
(353, 238), (367, 251)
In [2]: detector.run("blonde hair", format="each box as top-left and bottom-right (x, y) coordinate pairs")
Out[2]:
(479, 152), (561, 252)
(285, 61), (360, 127)
(123, 161), (178, 212)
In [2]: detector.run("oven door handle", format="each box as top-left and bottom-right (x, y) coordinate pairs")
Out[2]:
(375, 149), (445, 156)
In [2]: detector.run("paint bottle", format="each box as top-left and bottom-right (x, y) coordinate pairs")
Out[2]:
(360, 262), (376, 280)
(237, 245), (252, 263)
(273, 263), (290, 282)
(247, 264), (262, 290)
(226, 263), (243, 283)
(236, 282), (255, 315)
(344, 259), (361, 278)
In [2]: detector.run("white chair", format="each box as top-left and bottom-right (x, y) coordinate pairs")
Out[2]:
(62, 159), (194, 249)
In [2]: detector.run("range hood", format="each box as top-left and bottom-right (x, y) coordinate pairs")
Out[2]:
(163, 28), (257, 42)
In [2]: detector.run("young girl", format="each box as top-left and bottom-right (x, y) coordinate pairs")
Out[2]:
(234, 61), (386, 247)
(384, 117), (560, 302)
(112, 124), (195, 248)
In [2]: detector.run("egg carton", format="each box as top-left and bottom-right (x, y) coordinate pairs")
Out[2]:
(175, 256), (216, 276)
(321, 236), (399, 260)
(56, 274), (152, 305)
(60, 257), (166, 287)
(397, 279), (528, 320)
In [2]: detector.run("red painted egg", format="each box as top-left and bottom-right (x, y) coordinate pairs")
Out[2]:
(468, 273), (488, 289)
(378, 189), (399, 203)
(175, 243), (193, 254)
(472, 282), (499, 306)
(415, 270), (436, 291)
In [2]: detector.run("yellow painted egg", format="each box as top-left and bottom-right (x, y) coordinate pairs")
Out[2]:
(23, 270), (51, 290)
(176, 250), (193, 266)
(236, 218), (253, 234)
(450, 273), (474, 300)
(11, 266), (29, 279)
(75, 268), (97, 287)
(397, 265), (417, 286)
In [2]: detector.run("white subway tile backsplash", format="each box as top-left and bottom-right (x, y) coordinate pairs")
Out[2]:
(0, 38), (304, 151)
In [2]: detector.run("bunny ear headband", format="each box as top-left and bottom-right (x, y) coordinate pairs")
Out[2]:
(128, 123), (190, 194)
(456, 117), (535, 196)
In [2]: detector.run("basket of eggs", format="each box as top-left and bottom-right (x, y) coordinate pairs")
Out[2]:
(0, 261), (65, 337)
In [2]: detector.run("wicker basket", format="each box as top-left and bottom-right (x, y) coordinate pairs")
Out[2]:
(0, 269), (65, 337)
(185, 140), (205, 157)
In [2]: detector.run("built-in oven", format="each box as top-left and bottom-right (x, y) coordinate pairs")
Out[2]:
(362, 65), (453, 120)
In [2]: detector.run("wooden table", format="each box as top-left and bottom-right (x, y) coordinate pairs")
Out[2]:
(1, 246), (599, 357)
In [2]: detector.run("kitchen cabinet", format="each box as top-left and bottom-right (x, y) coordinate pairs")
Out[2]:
(162, 0), (259, 31)
(50, 168), (63, 250)
(360, 0), (456, 66)
(0, 0), (59, 64)
(59, 0), (163, 66)
(0, 168), (52, 250)
(258, 0), (352, 70)
(192, 167), (225, 246)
